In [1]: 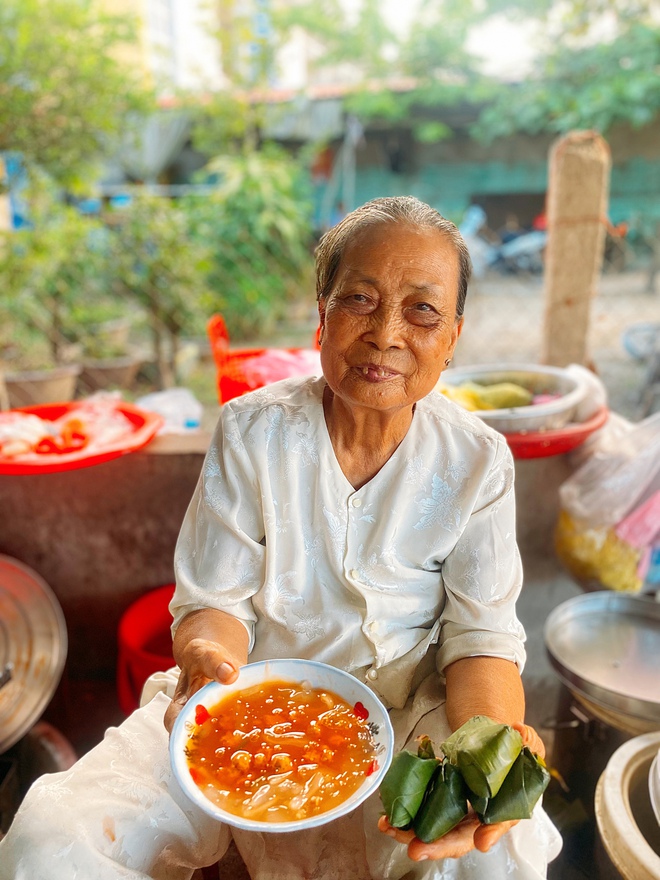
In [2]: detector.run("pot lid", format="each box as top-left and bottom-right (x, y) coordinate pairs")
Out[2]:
(0, 554), (67, 754)
(544, 592), (660, 728)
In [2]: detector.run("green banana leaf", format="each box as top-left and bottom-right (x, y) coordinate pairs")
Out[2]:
(379, 747), (440, 829)
(413, 759), (469, 843)
(441, 715), (523, 799)
(475, 747), (551, 825)
(417, 735), (436, 760)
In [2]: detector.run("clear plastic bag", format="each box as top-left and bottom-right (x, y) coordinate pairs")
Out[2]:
(135, 388), (203, 432)
(555, 412), (660, 592)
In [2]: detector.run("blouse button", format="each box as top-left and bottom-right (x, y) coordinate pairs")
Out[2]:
(351, 497), (362, 508)
(350, 569), (359, 580)
(367, 668), (378, 681)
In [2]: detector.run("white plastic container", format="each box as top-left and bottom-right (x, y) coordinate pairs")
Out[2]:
(595, 731), (660, 879)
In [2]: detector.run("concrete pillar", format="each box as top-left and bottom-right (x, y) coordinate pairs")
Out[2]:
(542, 131), (611, 367)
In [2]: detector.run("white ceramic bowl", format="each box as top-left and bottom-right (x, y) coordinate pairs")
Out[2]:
(170, 658), (394, 832)
(438, 363), (586, 433)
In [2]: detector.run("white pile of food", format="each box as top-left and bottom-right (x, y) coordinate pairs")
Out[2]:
(0, 399), (136, 459)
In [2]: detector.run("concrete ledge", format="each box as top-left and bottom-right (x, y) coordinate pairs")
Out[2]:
(0, 446), (206, 678)
(144, 430), (213, 456)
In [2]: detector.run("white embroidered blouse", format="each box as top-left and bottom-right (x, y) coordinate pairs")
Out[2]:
(171, 375), (526, 710)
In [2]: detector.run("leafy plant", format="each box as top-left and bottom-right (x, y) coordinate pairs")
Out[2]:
(181, 148), (315, 341)
(0, 189), (115, 370)
(109, 196), (212, 388)
(0, 0), (149, 189)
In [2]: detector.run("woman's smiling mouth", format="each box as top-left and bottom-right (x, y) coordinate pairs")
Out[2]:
(355, 364), (401, 381)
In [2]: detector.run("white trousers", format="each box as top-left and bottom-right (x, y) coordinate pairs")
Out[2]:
(0, 672), (562, 880)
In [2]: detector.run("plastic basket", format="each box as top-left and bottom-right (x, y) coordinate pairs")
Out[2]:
(207, 314), (321, 404)
(116, 584), (175, 716)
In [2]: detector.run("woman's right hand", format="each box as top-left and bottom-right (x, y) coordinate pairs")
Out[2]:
(163, 638), (243, 733)
(163, 608), (249, 734)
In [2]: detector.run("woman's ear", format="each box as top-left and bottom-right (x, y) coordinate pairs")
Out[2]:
(449, 316), (464, 355)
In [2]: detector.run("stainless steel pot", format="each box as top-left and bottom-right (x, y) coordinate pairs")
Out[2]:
(544, 591), (660, 735)
(0, 555), (67, 754)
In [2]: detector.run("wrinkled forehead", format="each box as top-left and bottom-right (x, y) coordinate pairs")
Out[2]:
(346, 219), (452, 254)
(335, 221), (461, 290)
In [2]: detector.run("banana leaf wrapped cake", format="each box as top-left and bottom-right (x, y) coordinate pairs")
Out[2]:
(379, 716), (550, 843)
(379, 736), (439, 829)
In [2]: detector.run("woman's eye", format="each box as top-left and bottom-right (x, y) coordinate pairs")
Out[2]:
(341, 293), (373, 309)
(407, 303), (442, 326)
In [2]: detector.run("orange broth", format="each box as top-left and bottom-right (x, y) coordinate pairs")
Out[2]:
(185, 678), (378, 822)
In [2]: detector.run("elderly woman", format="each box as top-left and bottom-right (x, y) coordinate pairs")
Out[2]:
(0, 197), (561, 880)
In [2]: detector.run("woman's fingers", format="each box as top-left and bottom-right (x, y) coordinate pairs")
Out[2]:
(163, 640), (242, 734)
(473, 818), (519, 853)
(512, 721), (546, 760)
(379, 814), (484, 862)
(407, 816), (482, 861)
(377, 815), (416, 844)
(164, 669), (193, 733)
(183, 638), (241, 684)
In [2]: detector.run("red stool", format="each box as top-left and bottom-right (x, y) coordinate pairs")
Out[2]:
(117, 585), (176, 716)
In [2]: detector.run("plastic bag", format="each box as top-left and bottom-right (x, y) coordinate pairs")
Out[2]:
(555, 411), (660, 592)
(559, 412), (660, 529)
(135, 388), (203, 432)
(241, 349), (322, 389)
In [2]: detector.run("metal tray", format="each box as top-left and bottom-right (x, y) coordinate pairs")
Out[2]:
(544, 592), (660, 726)
(0, 555), (67, 754)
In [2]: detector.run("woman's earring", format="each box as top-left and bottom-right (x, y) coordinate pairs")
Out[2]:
(444, 358), (452, 366)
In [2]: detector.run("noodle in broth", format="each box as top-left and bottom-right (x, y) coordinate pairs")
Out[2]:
(185, 679), (378, 822)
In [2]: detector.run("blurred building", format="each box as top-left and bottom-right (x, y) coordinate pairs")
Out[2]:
(99, 0), (225, 94)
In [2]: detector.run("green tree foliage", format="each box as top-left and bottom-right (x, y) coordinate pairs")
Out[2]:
(189, 0), (278, 156)
(479, 0), (657, 33)
(474, 21), (660, 139)
(275, 0), (494, 144)
(110, 197), (212, 387)
(401, 0), (485, 80)
(0, 191), (112, 367)
(274, 0), (397, 81)
(274, 0), (660, 144)
(182, 148), (314, 341)
(0, 0), (148, 188)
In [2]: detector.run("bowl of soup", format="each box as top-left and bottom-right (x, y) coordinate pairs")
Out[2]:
(170, 658), (394, 832)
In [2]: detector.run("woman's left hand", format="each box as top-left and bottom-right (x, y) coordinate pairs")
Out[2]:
(378, 720), (546, 861)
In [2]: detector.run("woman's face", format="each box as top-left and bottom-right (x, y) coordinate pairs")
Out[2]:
(319, 222), (464, 415)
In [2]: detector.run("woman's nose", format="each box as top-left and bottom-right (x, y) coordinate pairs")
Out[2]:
(363, 308), (404, 349)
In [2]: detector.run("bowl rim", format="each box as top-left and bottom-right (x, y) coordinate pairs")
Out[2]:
(169, 658), (394, 833)
(439, 362), (585, 418)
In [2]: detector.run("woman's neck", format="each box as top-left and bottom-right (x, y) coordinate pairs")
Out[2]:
(323, 387), (415, 489)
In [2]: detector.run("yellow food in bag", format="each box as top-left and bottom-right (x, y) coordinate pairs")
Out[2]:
(439, 381), (533, 411)
(554, 510), (643, 593)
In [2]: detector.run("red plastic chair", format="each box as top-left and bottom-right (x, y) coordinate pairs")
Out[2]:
(207, 314), (322, 405)
(116, 584), (176, 716)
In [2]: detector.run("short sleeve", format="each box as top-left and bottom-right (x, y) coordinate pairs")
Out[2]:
(170, 406), (265, 649)
(436, 438), (527, 674)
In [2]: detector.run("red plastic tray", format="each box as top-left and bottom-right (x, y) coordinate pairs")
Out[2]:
(0, 401), (163, 475)
(506, 406), (609, 459)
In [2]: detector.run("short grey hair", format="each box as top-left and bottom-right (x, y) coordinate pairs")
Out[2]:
(315, 196), (472, 318)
